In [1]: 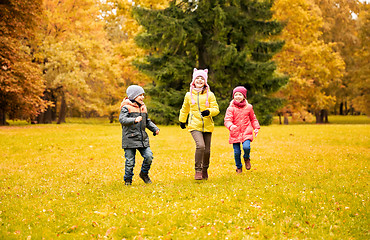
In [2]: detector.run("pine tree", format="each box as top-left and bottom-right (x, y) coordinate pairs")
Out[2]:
(132, 0), (287, 125)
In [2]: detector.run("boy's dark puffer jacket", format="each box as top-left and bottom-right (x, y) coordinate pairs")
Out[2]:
(119, 98), (159, 149)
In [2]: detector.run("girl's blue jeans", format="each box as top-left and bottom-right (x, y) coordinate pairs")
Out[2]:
(233, 140), (251, 169)
(124, 147), (153, 182)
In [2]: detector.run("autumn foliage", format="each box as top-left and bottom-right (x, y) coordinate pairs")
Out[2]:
(0, 0), (47, 125)
(0, 0), (369, 125)
(272, 0), (345, 123)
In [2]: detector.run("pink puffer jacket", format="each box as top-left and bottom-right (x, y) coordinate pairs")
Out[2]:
(224, 100), (260, 144)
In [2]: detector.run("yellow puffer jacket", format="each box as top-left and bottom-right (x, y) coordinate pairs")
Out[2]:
(179, 89), (219, 132)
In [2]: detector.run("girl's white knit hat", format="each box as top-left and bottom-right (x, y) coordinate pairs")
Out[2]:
(190, 68), (210, 106)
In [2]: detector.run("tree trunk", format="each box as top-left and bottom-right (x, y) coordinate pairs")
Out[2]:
(339, 102), (344, 115)
(109, 112), (115, 123)
(198, 41), (207, 69)
(0, 107), (7, 126)
(315, 111), (323, 124)
(57, 93), (66, 124)
(51, 91), (57, 122)
(284, 115), (289, 125)
(36, 90), (53, 124)
(315, 109), (329, 124)
(36, 111), (43, 124)
(36, 107), (53, 123)
(44, 107), (53, 123)
(323, 109), (328, 123)
(278, 113), (282, 125)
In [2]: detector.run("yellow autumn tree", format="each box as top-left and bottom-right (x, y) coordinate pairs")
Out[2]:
(314, 0), (361, 115)
(101, 0), (171, 90)
(272, 0), (345, 123)
(38, 0), (124, 123)
(351, 3), (370, 115)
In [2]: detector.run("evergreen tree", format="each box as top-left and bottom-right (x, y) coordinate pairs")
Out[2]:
(132, 0), (287, 125)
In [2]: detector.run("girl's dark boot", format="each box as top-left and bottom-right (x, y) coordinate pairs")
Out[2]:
(202, 169), (208, 180)
(195, 171), (203, 180)
(244, 158), (251, 170)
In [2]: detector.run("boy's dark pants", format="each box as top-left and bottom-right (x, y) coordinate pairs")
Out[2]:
(190, 131), (212, 172)
(124, 147), (153, 182)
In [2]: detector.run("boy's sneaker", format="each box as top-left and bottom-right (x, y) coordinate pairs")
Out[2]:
(139, 171), (152, 184)
(236, 168), (242, 174)
(125, 181), (132, 186)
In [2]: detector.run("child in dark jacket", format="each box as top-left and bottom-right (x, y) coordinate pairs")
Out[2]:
(119, 85), (159, 185)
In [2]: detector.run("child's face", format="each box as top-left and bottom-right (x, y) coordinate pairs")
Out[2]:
(194, 76), (205, 88)
(234, 92), (244, 102)
(134, 93), (145, 104)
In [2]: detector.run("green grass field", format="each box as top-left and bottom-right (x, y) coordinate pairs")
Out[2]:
(0, 118), (369, 239)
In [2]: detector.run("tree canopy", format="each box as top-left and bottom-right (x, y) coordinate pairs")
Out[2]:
(351, 3), (370, 115)
(1, 0), (368, 125)
(272, 0), (345, 123)
(314, 0), (361, 116)
(131, 0), (288, 125)
(36, 0), (125, 123)
(0, 0), (47, 125)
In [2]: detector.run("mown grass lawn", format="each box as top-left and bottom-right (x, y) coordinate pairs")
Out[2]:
(0, 118), (369, 239)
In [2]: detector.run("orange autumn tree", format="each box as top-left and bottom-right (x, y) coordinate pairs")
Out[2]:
(0, 0), (47, 125)
(272, 0), (345, 123)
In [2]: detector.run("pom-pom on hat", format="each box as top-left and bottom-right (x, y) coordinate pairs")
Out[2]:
(233, 86), (247, 98)
(190, 68), (210, 106)
(126, 85), (145, 100)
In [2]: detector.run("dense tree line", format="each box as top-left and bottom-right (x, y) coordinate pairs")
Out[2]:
(273, 0), (368, 123)
(0, 0), (368, 125)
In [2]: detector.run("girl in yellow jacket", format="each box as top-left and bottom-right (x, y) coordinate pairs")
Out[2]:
(179, 68), (220, 180)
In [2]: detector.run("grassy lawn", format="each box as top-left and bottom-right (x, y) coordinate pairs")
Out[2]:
(272, 115), (370, 125)
(0, 118), (369, 239)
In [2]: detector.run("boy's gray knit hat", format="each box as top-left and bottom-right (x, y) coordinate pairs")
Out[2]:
(126, 85), (145, 100)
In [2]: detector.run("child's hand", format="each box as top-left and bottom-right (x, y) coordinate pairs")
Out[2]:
(201, 110), (210, 117)
(135, 116), (142, 123)
(254, 129), (259, 138)
(153, 129), (160, 136)
(230, 125), (237, 131)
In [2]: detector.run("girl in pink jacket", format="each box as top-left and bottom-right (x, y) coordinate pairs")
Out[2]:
(224, 86), (260, 173)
